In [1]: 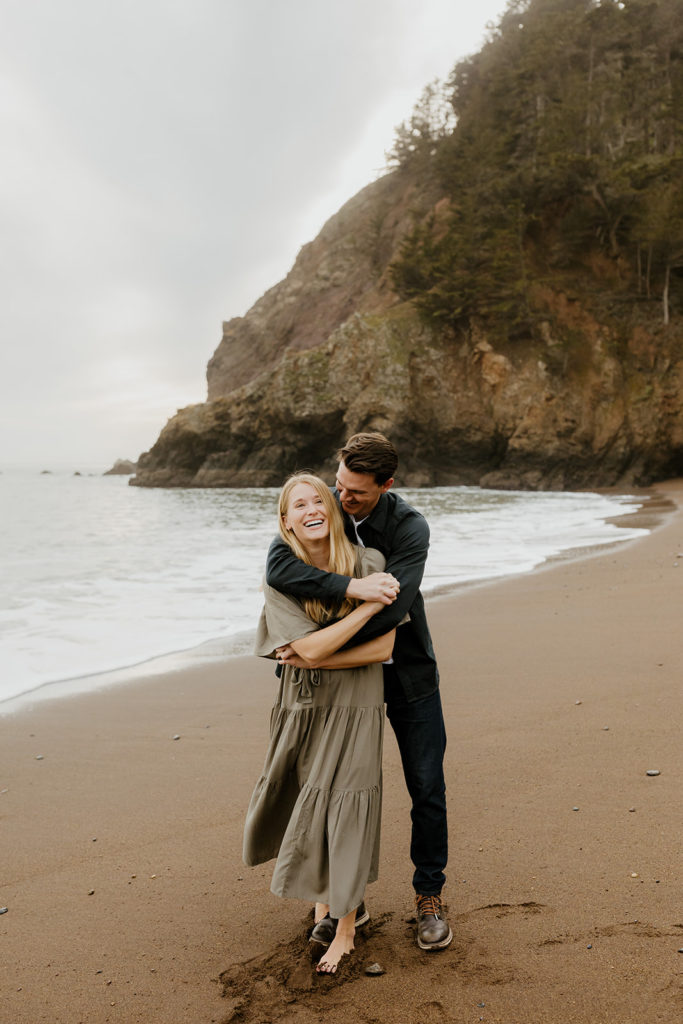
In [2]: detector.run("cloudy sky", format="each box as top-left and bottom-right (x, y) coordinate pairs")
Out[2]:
(1, 0), (508, 470)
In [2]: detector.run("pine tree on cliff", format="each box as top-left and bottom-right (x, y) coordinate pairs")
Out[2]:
(390, 0), (683, 334)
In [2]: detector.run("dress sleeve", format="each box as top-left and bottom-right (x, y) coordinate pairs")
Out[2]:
(254, 580), (320, 658)
(357, 547), (385, 575)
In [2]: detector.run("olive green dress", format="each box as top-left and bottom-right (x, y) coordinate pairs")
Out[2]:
(243, 547), (386, 920)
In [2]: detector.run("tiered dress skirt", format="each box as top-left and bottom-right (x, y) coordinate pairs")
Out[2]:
(243, 548), (385, 920)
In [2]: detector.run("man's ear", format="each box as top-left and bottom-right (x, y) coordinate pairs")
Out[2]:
(380, 477), (394, 494)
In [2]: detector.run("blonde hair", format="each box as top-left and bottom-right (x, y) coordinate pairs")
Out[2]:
(278, 472), (358, 625)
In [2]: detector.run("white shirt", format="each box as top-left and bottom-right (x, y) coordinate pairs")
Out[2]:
(350, 515), (368, 546)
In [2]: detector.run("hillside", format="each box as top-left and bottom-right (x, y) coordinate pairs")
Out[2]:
(131, 0), (683, 490)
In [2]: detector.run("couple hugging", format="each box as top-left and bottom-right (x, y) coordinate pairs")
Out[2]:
(243, 432), (450, 973)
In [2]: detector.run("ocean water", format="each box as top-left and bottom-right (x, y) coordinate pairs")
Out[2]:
(0, 469), (649, 708)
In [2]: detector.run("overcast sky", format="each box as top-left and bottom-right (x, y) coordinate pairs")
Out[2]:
(1, 0), (508, 470)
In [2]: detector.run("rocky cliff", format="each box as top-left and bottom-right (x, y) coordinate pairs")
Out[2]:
(130, 167), (683, 491)
(204, 171), (439, 398)
(131, 1), (683, 492)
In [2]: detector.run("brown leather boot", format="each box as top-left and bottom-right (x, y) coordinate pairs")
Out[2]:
(415, 893), (452, 951)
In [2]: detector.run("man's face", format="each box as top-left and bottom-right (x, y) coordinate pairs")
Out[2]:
(335, 461), (393, 520)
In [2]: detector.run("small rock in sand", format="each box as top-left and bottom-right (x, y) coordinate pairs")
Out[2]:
(365, 962), (385, 976)
(0, 907), (8, 914)
(646, 769), (661, 776)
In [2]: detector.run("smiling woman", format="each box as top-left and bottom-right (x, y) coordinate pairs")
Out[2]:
(276, 474), (363, 626)
(243, 471), (398, 974)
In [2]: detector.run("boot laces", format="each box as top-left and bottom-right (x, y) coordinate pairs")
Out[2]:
(416, 893), (442, 918)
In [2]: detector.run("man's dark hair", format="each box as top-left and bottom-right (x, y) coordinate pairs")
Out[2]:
(337, 432), (398, 484)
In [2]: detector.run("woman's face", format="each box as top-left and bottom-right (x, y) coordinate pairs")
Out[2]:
(283, 481), (330, 546)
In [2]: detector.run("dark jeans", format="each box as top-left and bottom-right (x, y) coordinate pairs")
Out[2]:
(384, 666), (448, 896)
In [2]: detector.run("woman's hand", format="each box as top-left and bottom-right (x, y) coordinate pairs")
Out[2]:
(276, 644), (308, 669)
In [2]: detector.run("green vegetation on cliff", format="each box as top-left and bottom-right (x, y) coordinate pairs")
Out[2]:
(390, 0), (683, 335)
(132, 0), (683, 491)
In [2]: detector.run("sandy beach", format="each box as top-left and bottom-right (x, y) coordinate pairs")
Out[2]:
(2, 481), (682, 1024)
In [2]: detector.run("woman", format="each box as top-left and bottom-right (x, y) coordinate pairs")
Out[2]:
(243, 473), (399, 974)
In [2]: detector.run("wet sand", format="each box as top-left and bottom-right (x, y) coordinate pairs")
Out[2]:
(2, 481), (682, 1024)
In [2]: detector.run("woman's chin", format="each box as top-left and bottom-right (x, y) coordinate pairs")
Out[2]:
(299, 529), (329, 544)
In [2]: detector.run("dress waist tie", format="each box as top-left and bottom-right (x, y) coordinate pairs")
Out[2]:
(292, 667), (321, 704)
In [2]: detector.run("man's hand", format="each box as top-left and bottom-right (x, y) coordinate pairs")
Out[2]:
(346, 572), (400, 605)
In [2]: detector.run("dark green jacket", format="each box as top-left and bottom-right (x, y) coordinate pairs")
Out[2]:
(265, 490), (439, 702)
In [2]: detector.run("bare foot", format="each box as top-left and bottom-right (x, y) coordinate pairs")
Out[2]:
(316, 908), (356, 974)
(316, 932), (354, 973)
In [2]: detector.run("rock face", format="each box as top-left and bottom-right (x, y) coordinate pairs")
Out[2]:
(131, 169), (683, 491)
(105, 459), (138, 476)
(205, 172), (437, 398)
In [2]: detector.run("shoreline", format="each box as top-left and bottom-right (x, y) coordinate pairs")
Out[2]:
(2, 481), (683, 1023)
(1, 487), (667, 718)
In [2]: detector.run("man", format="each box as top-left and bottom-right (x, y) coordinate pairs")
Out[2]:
(266, 432), (451, 951)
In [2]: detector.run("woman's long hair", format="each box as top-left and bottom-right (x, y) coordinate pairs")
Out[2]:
(278, 472), (358, 625)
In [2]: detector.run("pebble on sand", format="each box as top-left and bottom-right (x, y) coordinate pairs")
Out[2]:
(646, 769), (661, 776)
(365, 962), (385, 976)
(172, 735), (181, 741)
(0, 907), (8, 914)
